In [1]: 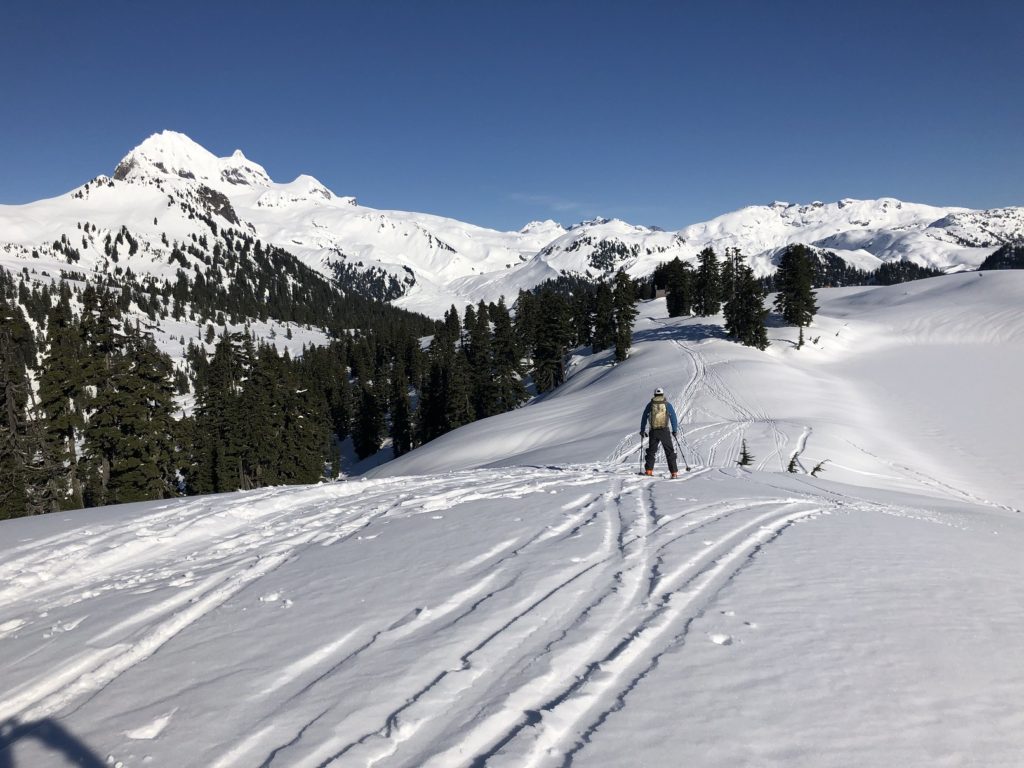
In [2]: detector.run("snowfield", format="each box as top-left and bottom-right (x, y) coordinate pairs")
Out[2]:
(2, 273), (1023, 767)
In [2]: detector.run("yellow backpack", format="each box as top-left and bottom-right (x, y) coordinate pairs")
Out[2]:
(650, 396), (668, 429)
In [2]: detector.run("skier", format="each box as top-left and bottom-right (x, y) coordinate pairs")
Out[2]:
(640, 387), (679, 477)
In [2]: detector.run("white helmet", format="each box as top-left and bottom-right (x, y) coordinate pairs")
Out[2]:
(654, 387), (664, 395)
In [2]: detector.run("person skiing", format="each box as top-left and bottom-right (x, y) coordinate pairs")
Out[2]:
(640, 387), (679, 477)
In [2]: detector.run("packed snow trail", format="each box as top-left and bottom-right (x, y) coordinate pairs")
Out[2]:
(2, 465), (1023, 768)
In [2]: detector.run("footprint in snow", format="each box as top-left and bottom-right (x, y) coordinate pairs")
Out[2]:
(709, 633), (733, 646)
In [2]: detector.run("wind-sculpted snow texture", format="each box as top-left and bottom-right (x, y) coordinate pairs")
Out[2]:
(2, 273), (1024, 767)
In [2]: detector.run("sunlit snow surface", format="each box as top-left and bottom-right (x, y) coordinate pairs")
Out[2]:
(2, 273), (1023, 767)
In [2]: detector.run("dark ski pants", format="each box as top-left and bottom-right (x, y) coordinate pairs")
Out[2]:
(645, 428), (678, 473)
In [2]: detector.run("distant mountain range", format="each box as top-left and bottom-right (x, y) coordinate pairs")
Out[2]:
(2, 130), (1021, 318)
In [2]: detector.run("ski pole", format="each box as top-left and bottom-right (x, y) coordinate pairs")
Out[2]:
(673, 433), (691, 472)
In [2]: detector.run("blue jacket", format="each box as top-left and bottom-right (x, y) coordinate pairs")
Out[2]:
(641, 398), (678, 433)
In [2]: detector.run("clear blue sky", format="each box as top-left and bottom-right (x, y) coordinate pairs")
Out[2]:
(2, 0), (1021, 230)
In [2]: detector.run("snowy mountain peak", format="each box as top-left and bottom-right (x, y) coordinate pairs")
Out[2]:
(569, 216), (612, 229)
(113, 130), (271, 189)
(519, 219), (566, 238)
(286, 174), (334, 199)
(254, 174), (338, 208)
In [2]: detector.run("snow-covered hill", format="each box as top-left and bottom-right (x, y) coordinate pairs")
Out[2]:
(2, 272), (1022, 767)
(2, 130), (1021, 320)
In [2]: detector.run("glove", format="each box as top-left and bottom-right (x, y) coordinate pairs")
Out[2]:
(673, 432), (678, 438)
(640, 431), (647, 438)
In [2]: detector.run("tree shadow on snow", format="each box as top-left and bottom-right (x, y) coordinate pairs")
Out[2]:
(632, 323), (729, 344)
(0, 718), (107, 768)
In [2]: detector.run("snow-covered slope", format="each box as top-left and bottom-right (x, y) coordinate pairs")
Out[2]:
(2, 272), (1022, 767)
(2, 131), (1021, 320)
(372, 271), (1023, 513)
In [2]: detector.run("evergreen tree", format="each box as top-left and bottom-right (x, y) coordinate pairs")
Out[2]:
(300, 342), (352, 445)
(79, 290), (130, 507)
(188, 334), (249, 494)
(0, 312), (54, 518)
(1, 294), (37, 366)
(723, 256), (770, 350)
(443, 304), (462, 343)
(665, 258), (694, 318)
(417, 339), (450, 445)
(232, 342), (327, 486)
(720, 247), (740, 307)
(773, 244), (819, 332)
(389, 364), (414, 457)
(445, 351), (475, 430)
(400, 333), (425, 392)
(464, 301), (498, 419)
(37, 295), (86, 509)
(276, 366), (328, 484)
(107, 333), (179, 501)
(737, 439), (754, 467)
(80, 285), (122, 377)
(592, 282), (616, 353)
(238, 339), (277, 489)
(612, 270), (638, 362)
(693, 247), (722, 316)
(417, 318), (472, 443)
(570, 290), (594, 349)
(513, 290), (538, 356)
(490, 298), (528, 412)
(532, 288), (571, 392)
(978, 241), (1024, 271)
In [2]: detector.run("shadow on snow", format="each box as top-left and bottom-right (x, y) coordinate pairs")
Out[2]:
(0, 718), (107, 768)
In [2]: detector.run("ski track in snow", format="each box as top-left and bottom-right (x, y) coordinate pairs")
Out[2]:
(615, 318), (795, 476)
(4, 309), (1021, 767)
(231, 474), (827, 768)
(0, 473), (597, 725)
(638, 321), (991, 511)
(845, 440), (1022, 515)
(0, 456), (838, 767)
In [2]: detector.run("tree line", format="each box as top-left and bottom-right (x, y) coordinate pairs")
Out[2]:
(0, 265), (643, 520)
(653, 243), (957, 351)
(4, 233), (957, 520)
(654, 246), (776, 350)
